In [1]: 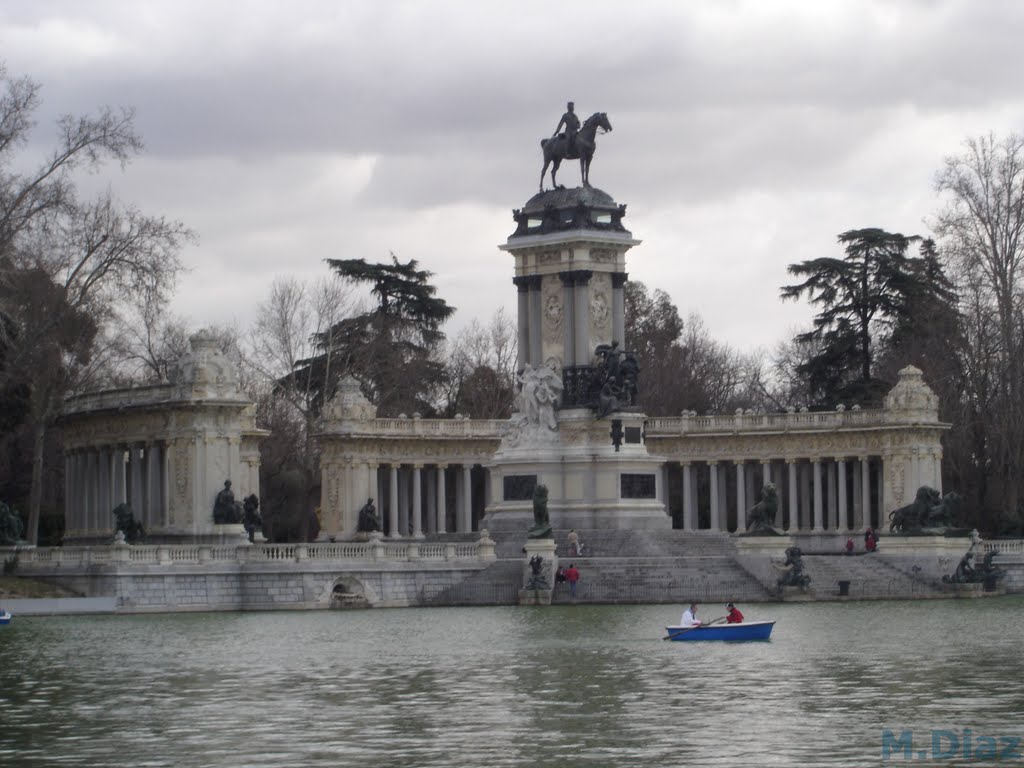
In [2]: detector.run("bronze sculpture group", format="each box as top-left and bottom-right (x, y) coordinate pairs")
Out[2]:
(888, 486), (962, 533)
(746, 483), (780, 534)
(776, 546), (811, 589)
(212, 480), (244, 524)
(527, 485), (552, 539)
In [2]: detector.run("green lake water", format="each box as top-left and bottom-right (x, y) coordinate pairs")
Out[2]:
(1, 597), (1023, 767)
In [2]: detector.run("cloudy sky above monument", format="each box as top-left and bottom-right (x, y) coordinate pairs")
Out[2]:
(2, 0), (1022, 355)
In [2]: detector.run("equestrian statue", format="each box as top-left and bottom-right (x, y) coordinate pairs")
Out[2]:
(540, 101), (613, 192)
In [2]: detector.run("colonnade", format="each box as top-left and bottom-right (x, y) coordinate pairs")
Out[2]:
(64, 443), (168, 538)
(327, 460), (490, 538)
(669, 456), (886, 533)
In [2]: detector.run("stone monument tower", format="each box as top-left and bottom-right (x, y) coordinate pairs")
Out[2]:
(483, 186), (671, 534)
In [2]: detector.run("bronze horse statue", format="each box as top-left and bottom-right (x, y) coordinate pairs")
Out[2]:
(540, 112), (612, 192)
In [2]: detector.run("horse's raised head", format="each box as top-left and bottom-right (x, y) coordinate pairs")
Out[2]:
(586, 112), (613, 132)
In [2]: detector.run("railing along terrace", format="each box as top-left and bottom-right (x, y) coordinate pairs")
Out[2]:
(327, 415), (507, 438)
(645, 407), (888, 436)
(63, 383), (193, 414)
(3, 536), (494, 568)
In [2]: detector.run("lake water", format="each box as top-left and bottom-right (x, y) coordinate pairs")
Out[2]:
(1, 597), (1023, 767)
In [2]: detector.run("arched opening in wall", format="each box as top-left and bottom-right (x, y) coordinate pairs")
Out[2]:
(330, 576), (370, 609)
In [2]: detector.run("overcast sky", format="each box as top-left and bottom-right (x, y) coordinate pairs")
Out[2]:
(3, 0), (1023, 355)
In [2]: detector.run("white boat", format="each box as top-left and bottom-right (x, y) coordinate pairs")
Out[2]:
(0, 609), (11, 625)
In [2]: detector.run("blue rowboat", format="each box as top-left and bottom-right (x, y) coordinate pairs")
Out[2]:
(0, 610), (11, 625)
(664, 620), (774, 641)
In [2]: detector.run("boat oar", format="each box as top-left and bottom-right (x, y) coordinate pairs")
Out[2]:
(662, 616), (727, 641)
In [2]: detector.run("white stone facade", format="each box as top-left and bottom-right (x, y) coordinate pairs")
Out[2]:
(61, 331), (267, 543)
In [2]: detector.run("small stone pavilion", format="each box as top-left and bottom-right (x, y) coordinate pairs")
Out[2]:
(60, 331), (266, 543)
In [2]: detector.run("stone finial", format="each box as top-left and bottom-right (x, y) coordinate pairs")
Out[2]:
(322, 376), (377, 425)
(884, 365), (939, 423)
(169, 329), (244, 400)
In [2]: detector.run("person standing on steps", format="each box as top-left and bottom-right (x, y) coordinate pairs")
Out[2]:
(565, 562), (580, 598)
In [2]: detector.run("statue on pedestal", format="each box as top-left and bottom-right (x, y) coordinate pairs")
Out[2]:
(242, 494), (262, 541)
(526, 554), (550, 591)
(112, 503), (144, 543)
(0, 502), (24, 545)
(540, 106), (613, 191)
(357, 498), (380, 533)
(213, 480), (243, 524)
(527, 485), (552, 539)
(776, 546), (811, 589)
(745, 484), (781, 535)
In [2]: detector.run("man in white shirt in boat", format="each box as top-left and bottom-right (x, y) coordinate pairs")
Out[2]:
(680, 602), (701, 628)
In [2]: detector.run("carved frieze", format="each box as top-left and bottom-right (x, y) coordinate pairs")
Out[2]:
(588, 272), (612, 341)
(542, 276), (563, 345)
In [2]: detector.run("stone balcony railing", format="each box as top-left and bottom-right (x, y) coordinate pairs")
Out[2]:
(2, 530), (497, 569)
(324, 414), (508, 438)
(646, 408), (889, 436)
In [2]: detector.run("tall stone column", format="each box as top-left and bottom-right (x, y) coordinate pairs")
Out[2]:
(111, 446), (127, 509)
(827, 461), (837, 530)
(514, 276), (530, 369)
(528, 275), (543, 365)
(129, 443), (144, 518)
(426, 467), (437, 535)
(812, 459), (823, 531)
(98, 447), (112, 530)
(611, 272), (628, 344)
(146, 443), (163, 528)
(573, 271), (593, 366)
(397, 466), (409, 536)
(787, 459), (798, 532)
(86, 450), (99, 534)
(64, 453), (74, 536)
(559, 272), (576, 369)
(436, 465), (448, 534)
(461, 463), (473, 533)
(861, 456), (872, 530)
(837, 458), (848, 530)
(682, 463), (694, 531)
(412, 464), (424, 539)
(735, 461), (747, 531)
(709, 462), (720, 532)
(367, 462), (379, 505)
(388, 465), (400, 538)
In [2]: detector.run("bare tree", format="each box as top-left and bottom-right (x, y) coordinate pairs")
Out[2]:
(0, 64), (192, 543)
(441, 308), (517, 418)
(935, 132), (1024, 526)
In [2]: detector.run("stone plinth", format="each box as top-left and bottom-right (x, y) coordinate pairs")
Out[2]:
(779, 585), (815, 602)
(518, 538), (557, 606)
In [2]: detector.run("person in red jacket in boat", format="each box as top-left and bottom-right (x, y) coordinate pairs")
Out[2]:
(725, 602), (744, 624)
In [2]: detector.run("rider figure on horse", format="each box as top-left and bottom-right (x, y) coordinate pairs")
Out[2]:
(553, 101), (580, 156)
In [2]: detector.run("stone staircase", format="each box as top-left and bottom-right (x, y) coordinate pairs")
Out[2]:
(800, 554), (944, 599)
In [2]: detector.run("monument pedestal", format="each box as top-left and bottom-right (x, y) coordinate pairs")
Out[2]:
(518, 538), (557, 606)
(485, 410), (670, 533)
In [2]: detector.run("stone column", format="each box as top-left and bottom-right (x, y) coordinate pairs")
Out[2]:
(514, 276), (530, 369)
(612, 272), (628, 345)
(412, 464), (424, 539)
(528, 276), (543, 365)
(461, 463), (473, 533)
(86, 450), (99, 534)
(146, 443), (163, 528)
(426, 467), (437, 535)
(573, 271), (593, 365)
(436, 465), (447, 534)
(709, 462), (720, 532)
(97, 448), (112, 532)
(827, 460), (837, 530)
(367, 462), (379, 505)
(682, 463), (694, 531)
(559, 272), (576, 369)
(837, 458), (848, 530)
(787, 459), (798, 532)
(735, 461), (747, 532)
(934, 450), (943, 494)
(63, 453), (74, 535)
(812, 459), (823, 531)
(861, 456), (872, 531)
(112, 446), (127, 509)
(397, 466), (409, 536)
(388, 465), (400, 538)
(129, 443), (144, 518)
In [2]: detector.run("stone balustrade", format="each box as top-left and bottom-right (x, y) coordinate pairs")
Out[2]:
(646, 408), (889, 435)
(3, 531), (496, 569)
